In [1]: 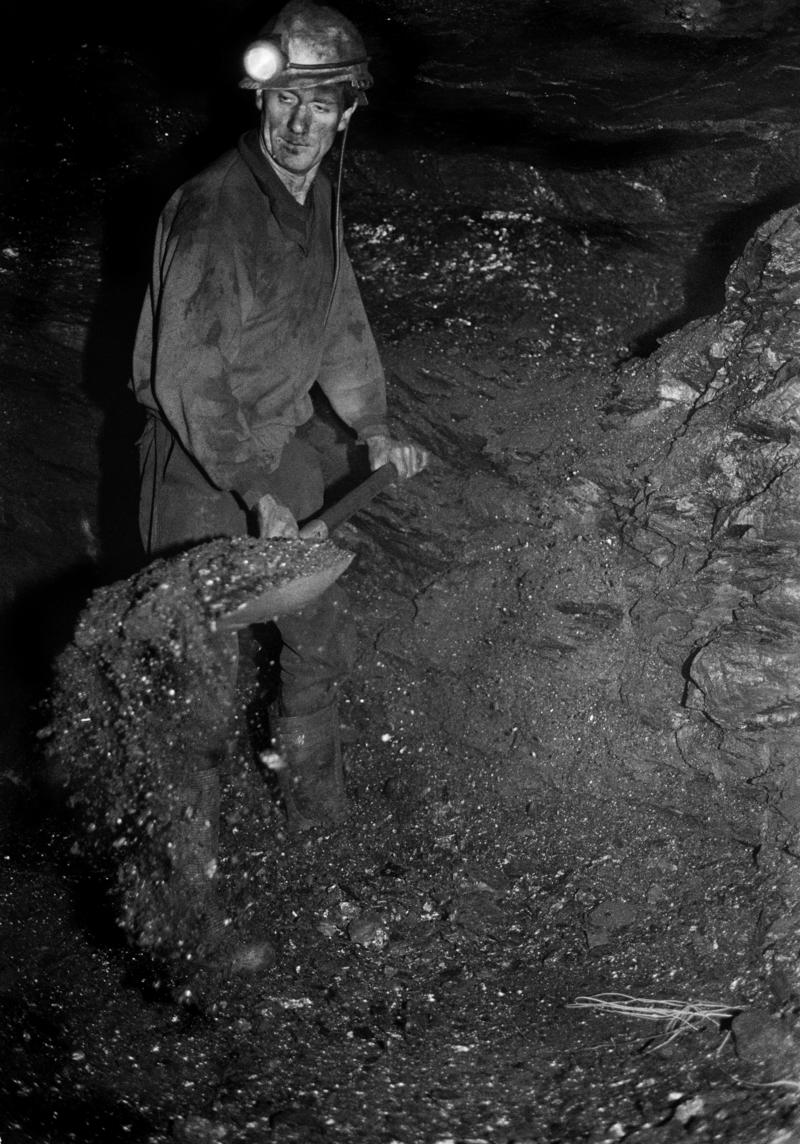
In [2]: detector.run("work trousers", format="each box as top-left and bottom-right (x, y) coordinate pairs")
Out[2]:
(138, 414), (356, 719)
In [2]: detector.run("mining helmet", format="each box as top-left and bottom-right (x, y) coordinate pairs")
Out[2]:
(241, 1), (372, 104)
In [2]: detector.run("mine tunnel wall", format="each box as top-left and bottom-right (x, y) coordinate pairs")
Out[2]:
(596, 205), (800, 849)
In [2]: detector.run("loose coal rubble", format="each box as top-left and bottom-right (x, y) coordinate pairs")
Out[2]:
(43, 536), (349, 969)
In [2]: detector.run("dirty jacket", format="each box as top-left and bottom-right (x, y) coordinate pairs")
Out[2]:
(131, 129), (388, 509)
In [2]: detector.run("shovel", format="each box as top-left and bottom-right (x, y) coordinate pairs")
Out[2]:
(215, 463), (397, 630)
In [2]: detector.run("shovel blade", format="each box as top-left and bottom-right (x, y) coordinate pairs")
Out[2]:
(210, 464), (402, 629)
(214, 545), (354, 630)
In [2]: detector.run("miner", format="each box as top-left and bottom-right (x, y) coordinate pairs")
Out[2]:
(130, 0), (428, 943)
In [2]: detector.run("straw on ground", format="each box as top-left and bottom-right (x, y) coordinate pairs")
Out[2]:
(568, 992), (741, 1051)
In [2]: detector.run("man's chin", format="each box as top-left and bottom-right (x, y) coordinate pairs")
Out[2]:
(274, 150), (314, 175)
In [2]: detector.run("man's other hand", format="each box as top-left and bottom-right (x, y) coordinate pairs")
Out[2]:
(366, 434), (430, 479)
(257, 493), (299, 538)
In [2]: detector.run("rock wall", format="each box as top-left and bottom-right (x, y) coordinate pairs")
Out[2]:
(602, 206), (800, 843)
(346, 2), (800, 262)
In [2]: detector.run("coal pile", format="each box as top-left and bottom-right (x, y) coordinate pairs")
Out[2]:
(43, 536), (349, 968)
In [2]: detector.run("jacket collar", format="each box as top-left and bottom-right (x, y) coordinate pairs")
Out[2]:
(238, 129), (318, 250)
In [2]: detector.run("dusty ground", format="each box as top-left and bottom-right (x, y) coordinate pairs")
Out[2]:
(3, 13), (800, 1144)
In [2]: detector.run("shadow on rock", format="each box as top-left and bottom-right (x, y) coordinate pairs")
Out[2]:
(631, 182), (800, 355)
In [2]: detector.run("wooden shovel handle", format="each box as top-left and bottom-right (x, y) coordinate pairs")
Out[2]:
(315, 463), (396, 534)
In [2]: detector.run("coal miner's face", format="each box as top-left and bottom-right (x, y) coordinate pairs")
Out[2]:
(258, 84), (354, 178)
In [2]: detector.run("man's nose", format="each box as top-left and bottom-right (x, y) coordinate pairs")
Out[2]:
(288, 105), (309, 133)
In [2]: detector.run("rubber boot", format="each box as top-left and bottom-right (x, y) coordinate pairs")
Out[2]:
(270, 702), (348, 832)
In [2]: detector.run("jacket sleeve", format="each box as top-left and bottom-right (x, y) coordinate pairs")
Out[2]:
(316, 245), (390, 441)
(146, 196), (288, 503)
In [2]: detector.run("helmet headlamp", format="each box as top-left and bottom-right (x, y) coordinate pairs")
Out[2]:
(243, 38), (288, 85)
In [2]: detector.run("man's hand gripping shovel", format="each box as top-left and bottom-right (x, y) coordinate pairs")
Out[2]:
(214, 462), (404, 631)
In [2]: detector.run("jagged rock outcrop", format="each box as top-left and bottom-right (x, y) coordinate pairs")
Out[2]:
(605, 206), (800, 836)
